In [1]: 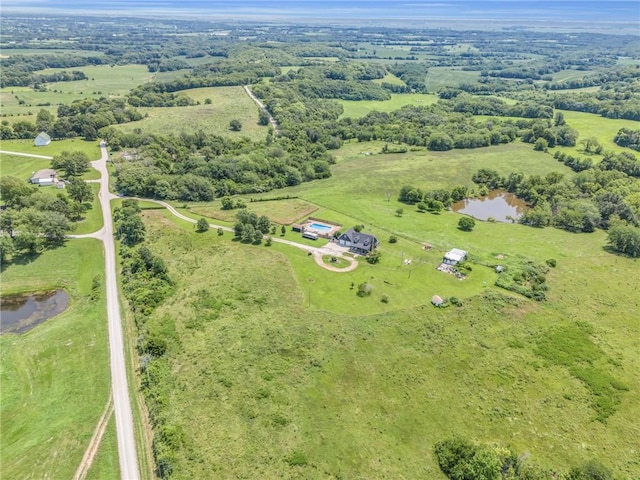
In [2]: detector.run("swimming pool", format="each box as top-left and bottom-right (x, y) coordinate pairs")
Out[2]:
(309, 222), (332, 231)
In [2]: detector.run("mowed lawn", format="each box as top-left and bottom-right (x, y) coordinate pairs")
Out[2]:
(115, 86), (269, 141)
(135, 203), (640, 478)
(0, 239), (115, 480)
(0, 138), (102, 161)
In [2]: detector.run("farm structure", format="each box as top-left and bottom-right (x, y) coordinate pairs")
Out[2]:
(29, 169), (58, 186)
(34, 132), (51, 146)
(338, 228), (379, 255)
(443, 248), (467, 265)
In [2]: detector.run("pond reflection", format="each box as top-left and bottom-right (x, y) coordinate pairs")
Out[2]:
(1, 290), (70, 334)
(451, 190), (528, 222)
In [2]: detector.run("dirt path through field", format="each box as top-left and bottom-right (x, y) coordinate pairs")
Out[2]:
(72, 394), (114, 480)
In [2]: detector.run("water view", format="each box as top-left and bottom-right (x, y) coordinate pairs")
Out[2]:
(0, 290), (70, 334)
(451, 191), (528, 222)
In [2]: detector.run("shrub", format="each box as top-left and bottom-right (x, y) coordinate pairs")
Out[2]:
(450, 296), (463, 307)
(366, 250), (382, 264)
(381, 295), (389, 303)
(357, 282), (373, 297)
(195, 217), (209, 233)
(458, 216), (476, 231)
(389, 235), (398, 243)
(217, 227), (224, 236)
(546, 258), (557, 267)
(286, 451), (308, 466)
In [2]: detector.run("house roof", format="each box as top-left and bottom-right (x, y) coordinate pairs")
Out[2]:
(30, 168), (57, 180)
(35, 131), (51, 142)
(444, 248), (467, 262)
(339, 228), (378, 250)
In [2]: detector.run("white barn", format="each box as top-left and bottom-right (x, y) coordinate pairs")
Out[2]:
(34, 132), (51, 146)
(443, 248), (467, 265)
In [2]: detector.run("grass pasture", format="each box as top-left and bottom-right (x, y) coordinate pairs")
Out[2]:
(0, 239), (113, 480)
(550, 110), (639, 157)
(134, 200), (640, 477)
(425, 66), (481, 92)
(0, 152), (51, 179)
(189, 197), (318, 225)
(115, 86), (269, 141)
(0, 138), (102, 161)
(1, 65), (151, 118)
(339, 93), (438, 119)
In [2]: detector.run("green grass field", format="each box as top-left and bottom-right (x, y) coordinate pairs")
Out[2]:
(0, 239), (114, 480)
(0, 138), (102, 161)
(189, 198), (318, 225)
(85, 416), (120, 480)
(425, 66), (481, 92)
(0, 153), (51, 179)
(372, 72), (406, 86)
(0, 65), (151, 118)
(550, 110), (639, 157)
(339, 93), (439, 119)
(115, 86), (269, 141)
(134, 190), (640, 477)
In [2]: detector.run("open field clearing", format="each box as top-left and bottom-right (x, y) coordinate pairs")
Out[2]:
(0, 239), (114, 480)
(189, 197), (318, 225)
(550, 110), (639, 157)
(372, 72), (406, 86)
(0, 153), (51, 179)
(134, 201), (640, 477)
(115, 86), (269, 140)
(1, 65), (151, 118)
(425, 66), (481, 91)
(339, 93), (439, 119)
(0, 138), (101, 161)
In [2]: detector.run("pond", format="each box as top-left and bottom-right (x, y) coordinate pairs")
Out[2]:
(0, 290), (70, 334)
(451, 191), (528, 222)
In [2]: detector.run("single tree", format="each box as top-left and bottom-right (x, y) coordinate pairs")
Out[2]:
(0, 235), (15, 264)
(229, 119), (242, 131)
(67, 178), (92, 204)
(280, 224), (286, 236)
(51, 150), (90, 177)
(196, 217), (209, 233)
(458, 216), (476, 231)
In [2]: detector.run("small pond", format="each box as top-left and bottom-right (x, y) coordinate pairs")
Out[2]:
(451, 191), (528, 222)
(0, 290), (70, 334)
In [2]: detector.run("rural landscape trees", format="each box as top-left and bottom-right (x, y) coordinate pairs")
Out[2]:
(1, 12), (639, 480)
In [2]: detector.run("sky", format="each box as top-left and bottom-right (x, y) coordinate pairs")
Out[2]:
(1, 0), (639, 26)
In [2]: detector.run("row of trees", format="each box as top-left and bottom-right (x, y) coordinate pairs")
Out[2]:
(1, 100), (143, 141)
(435, 437), (614, 480)
(114, 199), (177, 478)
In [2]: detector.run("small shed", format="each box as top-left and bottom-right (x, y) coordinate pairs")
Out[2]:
(34, 131), (51, 147)
(443, 248), (467, 265)
(431, 295), (444, 307)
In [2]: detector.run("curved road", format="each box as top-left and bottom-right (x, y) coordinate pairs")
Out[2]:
(138, 198), (358, 272)
(93, 145), (140, 480)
